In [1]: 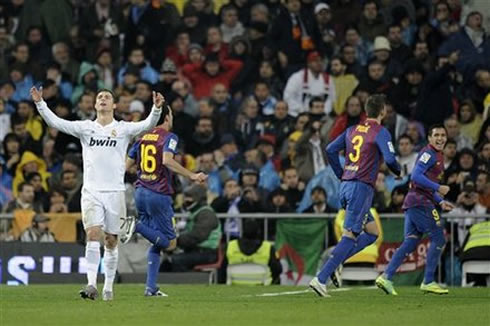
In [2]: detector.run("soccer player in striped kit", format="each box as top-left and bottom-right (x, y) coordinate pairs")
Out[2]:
(309, 94), (401, 297)
(376, 124), (454, 295)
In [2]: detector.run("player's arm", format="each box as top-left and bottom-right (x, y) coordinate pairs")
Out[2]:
(326, 130), (347, 179)
(125, 141), (138, 170)
(126, 91), (163, 135)
(375, 129), (401, 176)
(411, 151), (447, 194)
(162, 152), (206, 182)
(30, 86), (82, 137)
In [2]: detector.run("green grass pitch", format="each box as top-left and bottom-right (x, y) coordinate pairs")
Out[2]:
(1, 285), (489, 326)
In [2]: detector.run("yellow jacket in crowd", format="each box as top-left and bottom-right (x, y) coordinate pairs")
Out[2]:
(13, 151), (51, 197)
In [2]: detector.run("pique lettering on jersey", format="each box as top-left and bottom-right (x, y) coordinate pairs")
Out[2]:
(142, 134), (159, 141)
(89, 137), (117, 147)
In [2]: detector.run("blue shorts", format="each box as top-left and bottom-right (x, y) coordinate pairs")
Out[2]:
(339, 181), (374, 235)
(404, 206), (443, 238)
(135, 187), (176, 240)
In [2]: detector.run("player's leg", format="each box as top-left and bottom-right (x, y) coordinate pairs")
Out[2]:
(420, 208), (448, 294)
(101, 191), (126, 301)
(79, 189), (104, 300)
(311, 182), (360, 296)
(376, 208), (421, 295)
(133, 188), (172, 249)
(345, 212), (379, 259)
(143, 192), (177, 296)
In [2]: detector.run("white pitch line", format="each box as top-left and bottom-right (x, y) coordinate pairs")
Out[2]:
(252, 286), (377, 297)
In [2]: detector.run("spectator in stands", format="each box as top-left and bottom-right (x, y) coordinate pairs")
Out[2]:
(0, 160), (13, 211)
(280, 166), (304, 211)
(263, 101), (294, 149)
(387, 184), (408, 213)
(94, 49), (116, 90)
(396, 134), (418, 177)
(415, 50), (459, 128)
(79, 0), (124, 65)
(304, 186), (335, 213)
(211, 178), (242, 237)
(166, 91), (196, 146)
(3, 133), (22, 177)
(181, 6), (207, 45)
(9, 42), (44, 83)
(71, 62), (107, 104)
(284, 51), (336, 117)
(15, 100), (44, 142)
(458, 99), (483, 146)
(52, 42), (80, 84)
(344, 25), (372, 67)
(253, 148), (280, 193)
(248, 22), (268, 64)
(443, 139), (458, 172)
(60, 170), (81, 213)
(439, 11), (490, 79)
(405, 120), (426, 151)
(189, 51), (243, 98)
(19, 214), (56, 242)
(371, 36), (403, 81)
(9, 63), (34, 103)
(296, 119), (327, 182)
(172, 80), (199, 118)
(358, 59), (391, 95)
(164, 184), (221, 272)
(314, 3), (336, 58)
(25, 172), (48, 211)
(387, 24), (412, 64)
(134, 80), (153, 112)
(413, 40), (434, 73)
(329, 56), (359, 116)
(0, 98), (10, 142)
(382, 101), (408, 143)
(389, 59), (424, 119)
(46, 62), (73, 101)
(186, 117), (221, 157)
(220, 5), (245, 43)
(475, 171), (490, 209)
(456, 148), (479, 180)
(340, 44), (363, 77)
(445, 116), (474, 150)
(329, 95), (366, 141)
(25, 26), (51, 67)
(450, 178), (487, 247)
(3, 182), (43, 213)
(117, 47), (159, 85)
(234, 97), (263, 151)
(253, 80), (277, 117)
(12, 151), (50, 198)
(46, 187), (69, 213)
(358, 0), (386, 42)
(74, 92), (95, 121)
(256, 60), (284, 100)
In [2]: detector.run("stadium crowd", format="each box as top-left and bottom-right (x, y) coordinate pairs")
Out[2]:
(0, 0), (489, 254)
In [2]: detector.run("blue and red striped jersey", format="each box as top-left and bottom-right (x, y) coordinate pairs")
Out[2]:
(128, 127), (179, 195)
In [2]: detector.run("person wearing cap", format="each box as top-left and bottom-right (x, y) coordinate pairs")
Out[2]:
(19, 214), (56, 242)
(371, 36), (403, 81)
(283, 50), (336, 117)
(163, 184), (221, 272)
(182, 51), (243, 99)
(315, 2), (336, 58)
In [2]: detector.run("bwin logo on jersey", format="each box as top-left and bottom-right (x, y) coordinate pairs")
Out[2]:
(89, 137), (117, 147)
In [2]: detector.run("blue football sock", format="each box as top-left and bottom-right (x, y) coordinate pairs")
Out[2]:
(385, 237), (419, 280)
(146, 245), (161, 290)
(136, 222), (170, 249)
(317, 236), (356, 284)
(346, 232), (378, 260)
(424, 229), (445, 284)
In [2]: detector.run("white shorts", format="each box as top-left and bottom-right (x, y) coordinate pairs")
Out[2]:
(81, 188), (126, 235)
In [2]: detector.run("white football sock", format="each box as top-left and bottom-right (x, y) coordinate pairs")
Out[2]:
(85, 241), (101, 287)
(103, 246), (118, 293)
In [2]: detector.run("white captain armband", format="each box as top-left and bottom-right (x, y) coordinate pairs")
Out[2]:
(387, 141), (395, 153)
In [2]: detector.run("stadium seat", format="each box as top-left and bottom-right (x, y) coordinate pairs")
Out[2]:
(226, 263), (271, 285)
(193, 244), (224, 285)
(341, 265), (379, 282)
(461, 261), (490, 287)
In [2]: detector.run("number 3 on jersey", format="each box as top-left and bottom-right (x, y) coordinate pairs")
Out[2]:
(141, 144), (157, 173)
(349, 135), (364, 163)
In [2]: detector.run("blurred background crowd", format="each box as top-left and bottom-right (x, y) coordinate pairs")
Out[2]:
(0, 0), (489, 249)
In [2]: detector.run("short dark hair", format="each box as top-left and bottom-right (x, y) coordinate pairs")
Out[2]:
(365, 94), (386, 118)
(96, 89), (116, 102)
(445, 138), (457, 147)
(309, 96), (324, 108)
(17, 181), (33, 193)
(157, 104), (171, 125)
(397, 134), (413, 144)
(25, 172), (42, 183)
(427, 124), (447, 138)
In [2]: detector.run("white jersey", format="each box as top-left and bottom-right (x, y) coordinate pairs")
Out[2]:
(35, 100), (161, 191)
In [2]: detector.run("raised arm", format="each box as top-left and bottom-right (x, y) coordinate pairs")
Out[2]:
(375, 128), (401, 176)
(326, 130), (347, 180)
(30, 87), (83, 138)
(125, 91), (163, 135)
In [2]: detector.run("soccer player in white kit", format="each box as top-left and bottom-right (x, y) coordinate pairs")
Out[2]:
(30, 86), (163, 301)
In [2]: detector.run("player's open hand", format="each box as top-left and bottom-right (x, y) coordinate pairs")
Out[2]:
(440, 200), (455, 212)
(153, 91), (165, 109)
(438, 185), (450, 196)
(191, 172), (208, 184)
(30, 86), (43, 103)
